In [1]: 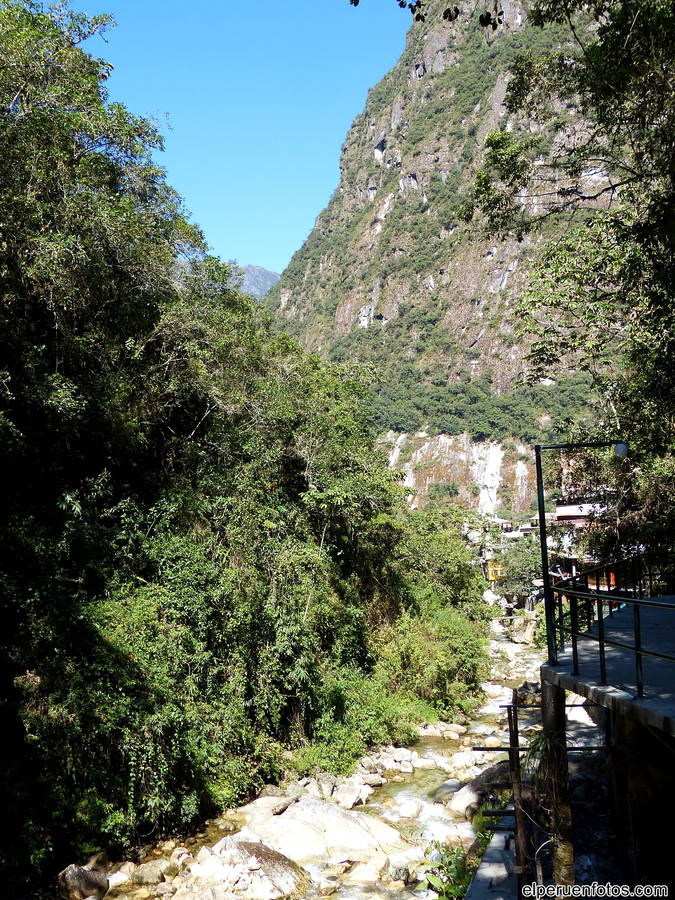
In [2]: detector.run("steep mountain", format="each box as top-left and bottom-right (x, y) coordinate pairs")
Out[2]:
(267, 0), (592, 446)
(237, 264), (280, 299)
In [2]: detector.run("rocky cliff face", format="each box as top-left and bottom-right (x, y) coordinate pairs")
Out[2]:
(271, 1), (533, 373)
(382, 430), (534, 517)
(267, 2), (590, 446)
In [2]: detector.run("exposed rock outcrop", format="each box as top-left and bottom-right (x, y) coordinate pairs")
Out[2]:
(383, 429), (534, 514)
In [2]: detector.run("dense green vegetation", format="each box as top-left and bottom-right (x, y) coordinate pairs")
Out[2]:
(0, 3), (489, 892)
(329, 323), (594, 440)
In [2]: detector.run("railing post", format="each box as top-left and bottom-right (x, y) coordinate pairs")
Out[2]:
(509, 691), (530, 896)
(633, 604), (644, 698)
(541, 681), (574, 885)
(597, 594), (607, 685)
(535, 445), (557, 665)
(570, 595), (580, 676)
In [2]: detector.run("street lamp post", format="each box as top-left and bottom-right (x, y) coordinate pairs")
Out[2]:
(534, 440), (628, 666)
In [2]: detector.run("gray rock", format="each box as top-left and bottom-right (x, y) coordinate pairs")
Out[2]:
(362, 772), (385, 787)
(333, 781), (363, 809)
(132, 858), (172, 884)
(57, 864), (109, 900)
(304, 777), (322, 797)
(271, 795), (299, 815)
(234, 794), (405, 865)
(156, 884), (175, 896)
(258, 784), (286, 798)
(447, 784), (482, 817)
(433, 778), (461, 801)
(215, 839), (311, 898)
(391, 865), (411, 883)
(412, 756), (436, 769)
(192, 889), (237, 900)
(316, 773), (337, 798)
(392, 747), (413, 762)
(317, 878), (339, 896)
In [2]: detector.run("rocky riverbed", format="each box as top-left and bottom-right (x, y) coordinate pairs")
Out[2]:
(95, 624), (545, 900)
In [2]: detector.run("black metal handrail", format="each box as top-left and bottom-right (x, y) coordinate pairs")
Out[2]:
(549, 556), (675, 699)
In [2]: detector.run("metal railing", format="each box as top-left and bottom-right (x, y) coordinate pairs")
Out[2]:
(549, 556), (675, 698)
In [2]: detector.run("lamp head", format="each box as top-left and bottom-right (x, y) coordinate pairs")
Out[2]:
(614, 441), (629, 458)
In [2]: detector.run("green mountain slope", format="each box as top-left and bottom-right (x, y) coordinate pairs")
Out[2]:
(267, 0), (592, 442)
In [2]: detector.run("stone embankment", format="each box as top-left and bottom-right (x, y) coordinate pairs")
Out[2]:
(100, 620), (543, 900)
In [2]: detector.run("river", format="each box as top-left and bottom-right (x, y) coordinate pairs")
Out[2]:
(106, 625), (545, 900)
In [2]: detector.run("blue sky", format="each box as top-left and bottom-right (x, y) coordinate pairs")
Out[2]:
(80, 0), (409, 274)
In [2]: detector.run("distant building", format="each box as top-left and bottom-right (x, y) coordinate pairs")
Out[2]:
(486, 558), (505, 586)
(555, 502), (606, 529)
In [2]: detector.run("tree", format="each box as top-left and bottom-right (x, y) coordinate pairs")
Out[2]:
(499, 535), (543, 603)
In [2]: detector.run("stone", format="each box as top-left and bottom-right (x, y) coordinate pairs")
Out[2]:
(433, 778), (461, 802)
(304, 778), (322, 798)
(188, 850), (232, 885)
(169, 852), (193, 872)
(234, 795), (406, 866)
(118, 861), (136, 876)
(169, 848), (190, 867)
(447, 784), (481, 817)
(132, 858), (173, 884)
(203, 839), (310, 900)
(391, 747), (413, 762)
(191, 890), (236, 900)
(108, 871), (131, 888)
(412, 756), (436, 769)
(484, 735), (502, 748)
(57, 865), (109, 900)
(156, 884), (176, 896)
(333, 782), (363, 809)
(416, 722), (442, 737)
(270, 795), (299, 815)
(481, 682), (505, 699)
(399, 761), (414, 774)
(398, 799), (422, 818)
(258, 784), (285, 798)
(390, 865), (411, 883)
(316, 773), (337, 798)
(510, 617), (537, 644)
(340, 851), (389, 884)
(362, 772), (385, 787)
(449, 750), (478, 770)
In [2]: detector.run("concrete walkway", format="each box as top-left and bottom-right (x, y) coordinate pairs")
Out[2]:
(465, 826), (516, 900)
(542, 596), (675, 735)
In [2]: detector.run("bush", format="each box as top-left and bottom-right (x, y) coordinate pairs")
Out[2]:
(372, 609), (488, 719)
(290, 665), (432, 775)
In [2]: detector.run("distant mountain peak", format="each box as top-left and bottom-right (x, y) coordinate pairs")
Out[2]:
(234, 265), (280, 299)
